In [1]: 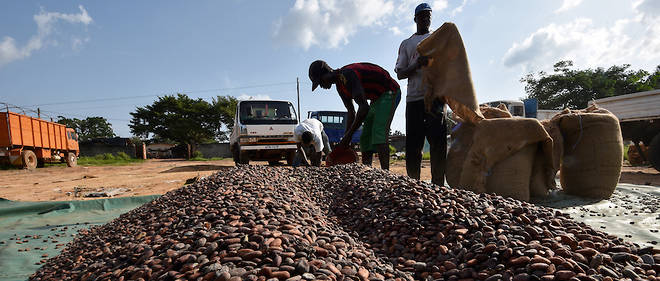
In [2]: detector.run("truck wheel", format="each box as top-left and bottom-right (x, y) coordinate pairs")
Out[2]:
(66, 152), (78, 167)
(22, 150), (38, 170)
(649, 133), (660, 172)
(239, 151), (250, 165)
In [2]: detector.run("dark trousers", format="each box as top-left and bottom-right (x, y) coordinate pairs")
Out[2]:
(405, 99), (447, 186)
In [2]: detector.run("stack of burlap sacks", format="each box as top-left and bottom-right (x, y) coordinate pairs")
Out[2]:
(418, 22), (623, 201)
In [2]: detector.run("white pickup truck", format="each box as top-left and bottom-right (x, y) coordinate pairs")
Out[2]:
(229, 100), (298, 165)
(590, 89), (660, 171)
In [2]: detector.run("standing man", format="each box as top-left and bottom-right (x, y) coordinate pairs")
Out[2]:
(308, 60), (401, 170)
(293, 118), (331, 167)
(395, 3), (447, 186)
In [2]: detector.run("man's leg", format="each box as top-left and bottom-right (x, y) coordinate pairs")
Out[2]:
(309, 151), (322, 166)
(321, 131), (331, 155)
(406, 100), (425, 179)
(360, 106), (376, 166)
(425, 100), (447, 186)
(371, 90), (401, 170)
(362, 151), (373, 166)
(377, 144), (389, 170)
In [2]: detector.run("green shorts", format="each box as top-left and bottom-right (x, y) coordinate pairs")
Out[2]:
(360, 89), (401, 152)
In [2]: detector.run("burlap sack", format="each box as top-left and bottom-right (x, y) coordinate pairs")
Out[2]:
(555, 107), (623, 198)
(417, 22), (484, 124)
(529, 120), (563, 197)
(480, 105), (512, 119)
(485, 144), (536, 201)
(446, 122), (476, 188)
(459, 118), (554, 196)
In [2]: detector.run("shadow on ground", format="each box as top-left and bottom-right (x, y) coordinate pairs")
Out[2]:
(160, 164), (234, 173)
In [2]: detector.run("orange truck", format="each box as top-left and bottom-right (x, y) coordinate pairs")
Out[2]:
(0, 111), (79, 169)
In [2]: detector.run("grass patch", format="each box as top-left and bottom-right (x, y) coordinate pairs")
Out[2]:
(189, 157), (226, 161)
(78, 152), (144, 166)
(422, 152), (431, 160)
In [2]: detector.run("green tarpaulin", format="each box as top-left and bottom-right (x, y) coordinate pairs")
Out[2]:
(0, 196), (158, 281)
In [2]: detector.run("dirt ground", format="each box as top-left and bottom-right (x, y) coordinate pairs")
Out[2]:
(0, 159), (658, 202)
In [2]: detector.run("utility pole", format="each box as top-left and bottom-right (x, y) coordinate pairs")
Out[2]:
(296, 77), (301, 122)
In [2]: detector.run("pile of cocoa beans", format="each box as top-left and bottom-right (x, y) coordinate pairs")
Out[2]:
(31, 164), (659, 281)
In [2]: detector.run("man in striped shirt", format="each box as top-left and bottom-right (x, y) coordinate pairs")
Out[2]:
(309, 60), (401, 170)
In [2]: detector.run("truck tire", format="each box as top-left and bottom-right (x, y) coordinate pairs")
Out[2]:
(22, 150), (38, 170)
(66, 152), (78, 167)
(649, 133), (660, 172)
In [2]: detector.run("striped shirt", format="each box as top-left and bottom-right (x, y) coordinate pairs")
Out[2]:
(336, 63), (400, 101)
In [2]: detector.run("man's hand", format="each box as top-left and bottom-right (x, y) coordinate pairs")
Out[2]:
(337, 137), (350, 148)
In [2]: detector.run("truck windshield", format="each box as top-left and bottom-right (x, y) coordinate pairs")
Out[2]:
(239, 101), (297, 125)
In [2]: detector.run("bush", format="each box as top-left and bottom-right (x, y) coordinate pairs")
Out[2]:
(389, 145), (396, 155)
(192, 150), (204, 159)
(115, 152), (132, 160)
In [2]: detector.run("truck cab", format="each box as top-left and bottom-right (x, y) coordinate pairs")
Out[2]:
(229, 100), (298, 165)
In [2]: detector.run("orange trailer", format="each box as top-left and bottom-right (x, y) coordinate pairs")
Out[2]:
(0, 111), (79, 170)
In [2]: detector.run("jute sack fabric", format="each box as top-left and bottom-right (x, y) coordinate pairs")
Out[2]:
(485, 144), (537, 201)
(555, 106), (623, 198)
(446, 122), (476, 189)
(480, 105), (512, 119)
(458, 118), (554, 199)
(417, 22), (484, 124)
(529, 119), (564, 197)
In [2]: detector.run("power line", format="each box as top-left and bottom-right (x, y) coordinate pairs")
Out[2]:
(26, 81), (298, 107)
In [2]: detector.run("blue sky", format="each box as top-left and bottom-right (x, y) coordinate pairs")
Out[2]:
(1, 0), (659, 137)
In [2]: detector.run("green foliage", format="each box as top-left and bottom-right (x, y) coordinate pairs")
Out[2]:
(623, 144), (629, 161)
(521, 61), (660, 109)
(129, 94), (237, 145)
(192, 150), (203, 159)
(389, 145), (396, 155)
(56, 116), (116, 142)
(115, 152), (132, 160)
(422, 152), (430, 160)
(79, 152), (142, 166)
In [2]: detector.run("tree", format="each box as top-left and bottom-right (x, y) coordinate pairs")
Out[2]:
(210, 95), (238, 141)
(129, 94), (237, 145)
(57, 116), (116, 142)
(521, 61), (660, 109)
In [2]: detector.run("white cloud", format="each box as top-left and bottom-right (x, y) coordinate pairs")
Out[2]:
(72, 36), (90, 51)
(0, 5), (92, 67)
(389, 26), (402, 35)
(555, 0), (583, 13)
(503, 2), (660, 72)
(273, 0), (395, 50)
(451, 0), (468, 17)
(238, 94), (272, 100)
(634, 0), (660, 19)
(432, 0), (449, 12)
